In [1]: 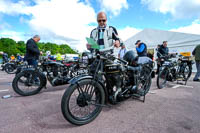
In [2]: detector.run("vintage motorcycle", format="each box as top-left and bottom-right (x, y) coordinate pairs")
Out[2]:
(61, 48), (154, 125)
(12, 57), (88, 96)
(2, 60), (24, 74)
(157, 53), (193, 89)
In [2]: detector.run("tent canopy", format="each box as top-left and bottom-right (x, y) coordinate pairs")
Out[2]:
(125, 28), (200, 49)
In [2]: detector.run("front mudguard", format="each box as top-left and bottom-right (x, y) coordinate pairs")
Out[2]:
(68, 74), (94, 84)
(68, 75), (108, 103)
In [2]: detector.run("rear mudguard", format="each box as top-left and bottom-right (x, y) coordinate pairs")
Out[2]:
(15, 67), (36, 76)
(5, 62), (15, 65)
(68, 75), (108, 102)
(5, 63), (16, 68)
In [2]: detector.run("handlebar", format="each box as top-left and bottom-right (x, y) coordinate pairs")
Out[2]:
(156, 49), (177, 60)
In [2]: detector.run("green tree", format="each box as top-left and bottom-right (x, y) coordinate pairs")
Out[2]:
(59, 44), (77, 54)
(0, 38), (78, 56)
(16, 41), (26, 54)
(0, 38), (21, 56)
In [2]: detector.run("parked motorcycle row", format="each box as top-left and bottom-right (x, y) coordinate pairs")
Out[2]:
(0, 47), (194, 125)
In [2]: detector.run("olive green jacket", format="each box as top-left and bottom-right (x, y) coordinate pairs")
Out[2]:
(192, 44), (200, 61)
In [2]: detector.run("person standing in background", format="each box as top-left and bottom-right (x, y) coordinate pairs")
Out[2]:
(118, 43), (127, 59)
(113, 40), (121, 58)
(56, 52), (62, 61)
(16, 53), (22, 62)
(25, 35), (41, 68)
(135, 40), (147, 57)
(135, 40), (152, 64)
(0, 52), (9, 64)
(192, 44), (200, 81)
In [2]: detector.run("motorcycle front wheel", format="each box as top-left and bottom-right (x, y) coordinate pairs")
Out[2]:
(61, 79), (105, 125)
(157, 67), (168, 89)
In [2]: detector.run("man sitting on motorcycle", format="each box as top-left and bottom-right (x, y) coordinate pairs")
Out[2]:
(89, 11), (121, 50)
(156, 41), (169, 74)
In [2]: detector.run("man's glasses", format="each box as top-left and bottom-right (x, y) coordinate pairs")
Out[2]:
(98, 19), (106, 23)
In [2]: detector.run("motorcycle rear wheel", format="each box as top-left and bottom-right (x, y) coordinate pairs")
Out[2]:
(137, 66), (152, 96)
(12, 70), (43, 96)
(182, 64), (192, 80)
(5, 64), (16, 74)
(61, 79), (105, 125)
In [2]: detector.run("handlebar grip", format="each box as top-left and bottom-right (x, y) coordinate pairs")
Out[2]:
(118, 58), (128, 64)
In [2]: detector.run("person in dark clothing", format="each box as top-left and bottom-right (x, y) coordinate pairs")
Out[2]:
(192, 44), (200, 81)
(25, 35), (41, 68)
(1, 52), (9, 64)
(16, 54), (22, 62)
(157, 41), (169, 57)
(90, 11), (120, 50)
(156, 41), (169, 74)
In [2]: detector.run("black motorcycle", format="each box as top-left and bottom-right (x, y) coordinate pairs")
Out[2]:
(12, 56), (89, 96)
(61, 49), (154, 125)
(3, 60), (24, 74)
(157, 53), (193, 89)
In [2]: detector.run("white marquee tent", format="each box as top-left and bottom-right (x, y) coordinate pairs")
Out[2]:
(125, 28), (200, 53)
(124, 28), (200, 71)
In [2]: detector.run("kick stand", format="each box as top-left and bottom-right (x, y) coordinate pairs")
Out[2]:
(176, 77), (187, 85)
(132, 93), (145, 103)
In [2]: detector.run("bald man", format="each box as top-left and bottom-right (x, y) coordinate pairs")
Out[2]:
(90, 11), (120, 49)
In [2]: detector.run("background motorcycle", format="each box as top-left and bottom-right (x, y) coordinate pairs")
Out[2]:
(157, 53), (193, 89)
(3, 60), (25, 74)
(12, 57), (87, 96)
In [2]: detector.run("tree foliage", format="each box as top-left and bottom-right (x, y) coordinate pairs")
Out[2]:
(0, 38), (78, 57)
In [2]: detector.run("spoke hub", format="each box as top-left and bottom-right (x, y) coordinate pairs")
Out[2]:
(77, 92), (91, 107)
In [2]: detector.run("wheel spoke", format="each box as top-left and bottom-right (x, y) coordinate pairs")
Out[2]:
(66, 80), (103, 122)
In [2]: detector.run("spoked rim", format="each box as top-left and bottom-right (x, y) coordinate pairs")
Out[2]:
(137, 68), (152, 96)
(7, 65), (14, 72)
(181, 65), (190, 80)
(157, 68), (168, 89)
(6, 64), (16, 74)
(16, 72), (41, 94)
(67, 83), (101, 120)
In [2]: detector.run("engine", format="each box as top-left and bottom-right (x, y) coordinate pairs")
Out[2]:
(44, 61), (70, 86)
(104, 63), (122, 89)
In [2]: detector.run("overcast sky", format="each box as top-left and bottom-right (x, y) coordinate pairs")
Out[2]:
(0, 0), (200, 52)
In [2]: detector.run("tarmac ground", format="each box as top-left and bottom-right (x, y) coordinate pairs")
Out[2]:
(0, 70), (200, 133)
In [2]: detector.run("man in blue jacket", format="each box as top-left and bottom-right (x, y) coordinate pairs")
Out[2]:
(25, 35), (41, 68)
(135, 40), (147, 57)
(135, 40), (152, 64)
